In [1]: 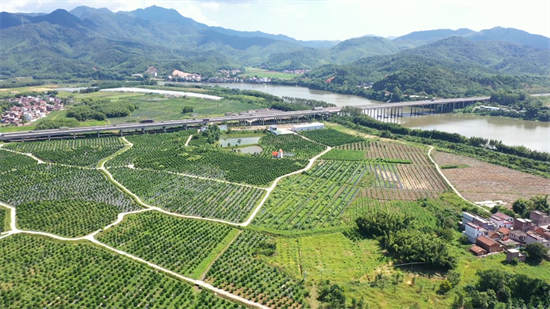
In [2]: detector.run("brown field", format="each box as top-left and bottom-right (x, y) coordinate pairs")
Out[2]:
(433, 151), (550, 206)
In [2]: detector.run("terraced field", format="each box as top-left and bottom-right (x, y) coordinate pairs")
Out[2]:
(109, 167), (264, 222)
(0, 234), (243, 308)
(97, 212), (236, 277)
(4, 137), (125, 167)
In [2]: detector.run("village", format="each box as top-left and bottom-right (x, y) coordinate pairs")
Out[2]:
(1, 95), (64, 126)
(463, 209), (550, 262)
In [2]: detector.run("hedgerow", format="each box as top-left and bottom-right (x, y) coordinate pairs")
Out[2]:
(4, 137), (125, 167)
(110, 167), (264, 221)
(301, 128), (364, 146)
(97, 211), (234, 276)
(0, 207), (6, 232)
(205, 230), (308, 308)
(17, 200), (121, 237)
(0, 234), (243, 308)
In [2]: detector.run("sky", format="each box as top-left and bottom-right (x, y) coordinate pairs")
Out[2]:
(2, 0), (549, 41)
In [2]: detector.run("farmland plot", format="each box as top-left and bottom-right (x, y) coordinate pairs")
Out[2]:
(259, 134), (325, 159)
(254, 160), (363, 231)
(110, 167), (264, 222)
(109, 130), (307, 185)
(205, 230), (308, 308)
(17, 200), (120, 237)
(0, 165), (136, 210)
(97, 211), (235, 277)
(433, 151), (550, 206)
(0, 234), (243, 308)
(301, 128), (364, 146)
(336, 140), (431, 165)
(0, 165), (139, 236)
(4, 137), (125, 167)
(0, 207), (5, 232)
(0, 149), (36, 174)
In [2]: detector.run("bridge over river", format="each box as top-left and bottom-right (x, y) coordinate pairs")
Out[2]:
(0, 96), (490, 141)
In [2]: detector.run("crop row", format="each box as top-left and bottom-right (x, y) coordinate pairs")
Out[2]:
(254, 161), (362, 230)
(0, 165), (137, 211)
(4, 137), (125, 167)
(336, 140), (431, 165)
(259, 134), (325, 159)
(0, 149), (36, 174)
(110, 167), (264, 222)
(0, 234), (242, 308)
(110, 130), (307, 185)
(97, 211), (234, 277)
(17, 200), (122, 237)
(205, 230), (307, 308)
(300, 128), (364, 146)
(0, 207), (6, 232)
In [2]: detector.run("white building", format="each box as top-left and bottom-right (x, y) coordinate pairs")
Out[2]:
(291, 122), (324, 132)
(464, 222), (488, 243)
(269, 125), (293, 135)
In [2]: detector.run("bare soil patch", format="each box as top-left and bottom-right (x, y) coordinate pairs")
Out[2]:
(433, 151), (550, 207)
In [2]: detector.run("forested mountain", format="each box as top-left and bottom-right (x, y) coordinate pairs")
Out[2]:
(0, 5), (548, 85)
(301, 37), (550, 97)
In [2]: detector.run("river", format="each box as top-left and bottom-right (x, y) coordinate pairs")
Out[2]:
(182, 83), (549, 152)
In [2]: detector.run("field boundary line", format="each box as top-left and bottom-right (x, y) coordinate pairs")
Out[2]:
(87, 237), (269, 309)
(125, 167), (266, 190)
(0, 144), (45, 164)
(239, 144), (332, 227)
(427, 146), (489, 213)
(184, 134), (193, 146)
(198, 229), (242, 280)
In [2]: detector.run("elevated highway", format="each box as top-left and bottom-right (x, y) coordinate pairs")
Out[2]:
(0, 96), (490, 141)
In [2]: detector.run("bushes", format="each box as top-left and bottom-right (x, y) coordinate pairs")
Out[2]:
(525, 243), (548, 265)
(460, 269), (550, 308)
(34, 118), (79, 129)
(66, 98), (136, 121)
(512, 195), (549, 218)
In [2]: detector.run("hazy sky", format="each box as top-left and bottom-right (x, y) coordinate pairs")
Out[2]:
(2, 0), (549, 40)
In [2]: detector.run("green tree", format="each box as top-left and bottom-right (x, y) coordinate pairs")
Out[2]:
(525, 243), (548, 265)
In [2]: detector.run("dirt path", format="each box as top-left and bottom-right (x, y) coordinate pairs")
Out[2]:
(427, 146), (489, 213)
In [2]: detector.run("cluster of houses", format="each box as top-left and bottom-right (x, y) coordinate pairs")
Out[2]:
(169, 70), (202, 82)
(463, 210), (550, 261)
(1, 95), (63, 126)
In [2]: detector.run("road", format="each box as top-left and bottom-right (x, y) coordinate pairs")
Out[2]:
(0, 96), (491, 141)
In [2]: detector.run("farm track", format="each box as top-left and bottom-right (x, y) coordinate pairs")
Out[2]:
(0, 135), (330, 308)
(427, 146), (489, 213)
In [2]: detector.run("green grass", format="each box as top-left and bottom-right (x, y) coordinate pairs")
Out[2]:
(0, 234), (243, 308)
(16, 200), (122, 237)
(440, 164), (470, 169)
(301, 128), (365, 146)
(4, 137), (125, 167)
(97, 211), (235, 277)
(239, 67), (297, 80)
(259, 133), (326, 160)
(192, 229), (241, 279)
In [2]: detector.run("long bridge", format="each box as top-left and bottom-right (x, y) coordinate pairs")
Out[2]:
(0, 96), (490, 141)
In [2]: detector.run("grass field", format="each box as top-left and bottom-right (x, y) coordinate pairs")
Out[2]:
(239, 67), (297, 80)
(0, 234), (243, 308)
